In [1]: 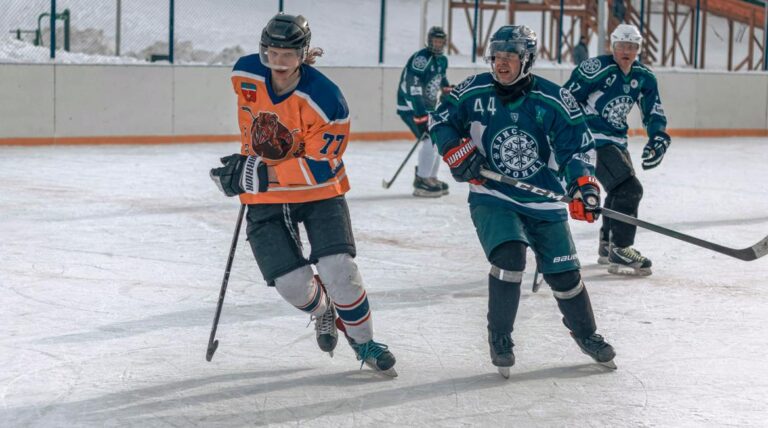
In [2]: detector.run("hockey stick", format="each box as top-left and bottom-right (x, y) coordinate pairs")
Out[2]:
(531, 266), (543, 293)
(381, 134), (426, 189)
(479, 169), (768, 262)
(206, 203), (246, 362)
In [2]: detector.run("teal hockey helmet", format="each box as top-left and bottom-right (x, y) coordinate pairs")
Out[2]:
(426, 26), (447, 55)
(485, 25), (537, 85)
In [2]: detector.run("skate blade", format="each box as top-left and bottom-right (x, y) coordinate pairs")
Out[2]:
(598, 359), (617, 370)
(412, 188), (444, 198)
(497, 366), (510, 379)
(364, 362), (398, 377)
(608, 264), (652, 276)
(597, 256), (610, 265)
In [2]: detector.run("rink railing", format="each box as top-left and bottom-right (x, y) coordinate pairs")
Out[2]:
(2, 64), (768, 145)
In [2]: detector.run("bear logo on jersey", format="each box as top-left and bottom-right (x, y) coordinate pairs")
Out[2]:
(490, 127), (545, 179)
(241, 107), (302, 163)
(602, 96), (634, 129)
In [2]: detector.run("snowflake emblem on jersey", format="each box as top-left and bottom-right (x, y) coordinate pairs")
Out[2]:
(426, 75), (442, 104)
(490, 127), (545, 179)
(601, 96), (635, 130)
(413, 55), (429, 71)
(580, 58), (602, 74)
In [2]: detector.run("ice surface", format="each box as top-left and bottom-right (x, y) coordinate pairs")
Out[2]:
(1, 137), (767, 426)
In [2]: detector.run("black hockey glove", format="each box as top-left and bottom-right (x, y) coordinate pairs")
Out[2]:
(641, 131), (671, 170)
(210, 154), (268, 197)
(567, 176), (601, 223)
(442, 138), (486, 185)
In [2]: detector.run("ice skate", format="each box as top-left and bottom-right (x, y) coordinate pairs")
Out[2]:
(597, 239), (610, 265)
(429, 177), (450, 195)
(608, 246), (652, 276)
(488, 329), (515, 379)
(312, 304), (338, 357)
(348, 338), (398, 377)
(413, 167), (443, 198)
(571, 333), (616, 369)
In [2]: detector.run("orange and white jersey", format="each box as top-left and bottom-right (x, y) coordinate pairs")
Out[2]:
(231, 54), (351, 204)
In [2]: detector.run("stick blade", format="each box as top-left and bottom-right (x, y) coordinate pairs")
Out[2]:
(206, 340), (219, 362)
(747, 235), (768, 261)
(382, 179), (392, 189)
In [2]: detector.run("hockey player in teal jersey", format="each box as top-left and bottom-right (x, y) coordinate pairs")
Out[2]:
(429, 25), (616, 376)
(564, 24), (670, 276)
(397, 26), (453, 197)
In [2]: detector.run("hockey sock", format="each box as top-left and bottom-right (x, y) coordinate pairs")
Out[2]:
(544, 270), (597, 338)
(487, 274), (521, 334)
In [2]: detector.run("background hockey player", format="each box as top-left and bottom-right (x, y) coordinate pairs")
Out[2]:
(429, 25), (616, 377)
(210, 13), (396, 375)
(564, 24), (670, 276)
(396, 26), (453, 197)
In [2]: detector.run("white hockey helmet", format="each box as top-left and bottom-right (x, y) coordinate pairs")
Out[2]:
(610, 24), (642, 53)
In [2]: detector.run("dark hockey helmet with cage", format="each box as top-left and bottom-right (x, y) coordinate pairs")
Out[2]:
(426, 26), (447, 55)
(485, 25), (538, 84)
(260, 13), (311, 68)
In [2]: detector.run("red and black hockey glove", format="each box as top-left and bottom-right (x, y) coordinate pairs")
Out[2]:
(443, 138), (486, 185)
(210, 154), (269, 197)
(413, 115), (429, 136)
(641, 131), (671, 170)
(567, 176), (601, 222)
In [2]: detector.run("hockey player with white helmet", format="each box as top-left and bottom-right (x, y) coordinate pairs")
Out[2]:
(564, 24), (670, 276)
(430, 25), (617, 377)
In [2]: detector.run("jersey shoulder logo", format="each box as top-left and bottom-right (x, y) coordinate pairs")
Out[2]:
(580, 58), (602, 75)
(559, 88), (581, 113)
(241, 82), (258, 102)
(454, 75), (477, 93)
(412, 55), (429, 71)
(241, 107), (301, 162)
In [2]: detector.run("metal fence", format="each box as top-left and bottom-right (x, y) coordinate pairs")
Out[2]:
(1, 0), (452, 66)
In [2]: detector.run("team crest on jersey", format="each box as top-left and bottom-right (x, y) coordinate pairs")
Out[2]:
(241, 82), (258, 102)
(241, 107), (301, 162)
(601, 96), (634, 129)
(510, 113), (519, 123)
(622, 84), (630, 94)
(413, 55), (429, 71)
(426, 75), (442, 103)
(490, 127), (544, 179)
(580, 58), (602, 74)
(630, 79), (639, 88)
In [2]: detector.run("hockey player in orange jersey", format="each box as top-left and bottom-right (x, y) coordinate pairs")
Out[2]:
(210, 13), (396, 376)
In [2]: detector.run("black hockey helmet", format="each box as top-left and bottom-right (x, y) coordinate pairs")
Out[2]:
(485, 25), (537, 84)
(260, 13), (311, 69)
(426, 26), (447, 55)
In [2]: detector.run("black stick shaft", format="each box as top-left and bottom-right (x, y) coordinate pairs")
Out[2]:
(206, 204), (246, 361)
(382, 135), (424, 189)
